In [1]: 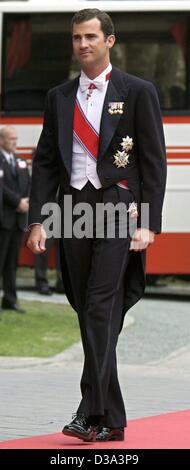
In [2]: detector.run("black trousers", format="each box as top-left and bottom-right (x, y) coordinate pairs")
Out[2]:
(0, 226), (22, 306)
(62, 182), (133, 428)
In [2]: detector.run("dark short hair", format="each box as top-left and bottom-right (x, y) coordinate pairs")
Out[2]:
(71, 8), (114, 38)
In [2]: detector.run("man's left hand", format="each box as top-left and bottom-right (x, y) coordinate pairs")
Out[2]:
(129, 228), (155, 251)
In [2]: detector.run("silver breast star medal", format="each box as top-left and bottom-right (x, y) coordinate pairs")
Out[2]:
(113, 136), (133, 168)
(113, 151), (130, 168)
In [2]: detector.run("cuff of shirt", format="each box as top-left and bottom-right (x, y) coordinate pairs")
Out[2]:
(25, 223), (42, 232)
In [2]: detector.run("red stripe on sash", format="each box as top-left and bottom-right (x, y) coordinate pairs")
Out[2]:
(73, 100), (99, 160)
(117, 179), (129, 189)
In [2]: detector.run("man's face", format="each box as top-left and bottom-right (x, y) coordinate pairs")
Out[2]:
(0, 128), (18, 153)
(72, 18), (115, 68)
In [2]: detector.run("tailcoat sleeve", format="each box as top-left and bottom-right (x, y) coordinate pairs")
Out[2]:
(29, 90), (59, 225)
(135, 82), (167, 233)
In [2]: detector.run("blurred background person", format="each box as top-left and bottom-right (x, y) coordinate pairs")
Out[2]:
(32, 147), (65, 295)
(0, 165), (3, 226)
(0, 164), (3, 311)
(35, 239), (64, 295)
(0, 126), (30, 313)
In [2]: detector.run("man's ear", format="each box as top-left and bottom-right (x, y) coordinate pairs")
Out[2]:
(107, 34), (116, 50)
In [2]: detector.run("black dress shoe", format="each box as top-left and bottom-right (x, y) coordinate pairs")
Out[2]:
(62, 414), (97, 441)
(38, 285), (52, 295)
(2, 303), (26, 314)
(96, 427), (124, 441)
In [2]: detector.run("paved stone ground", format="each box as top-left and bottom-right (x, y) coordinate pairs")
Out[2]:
(0, 297), (190, 442)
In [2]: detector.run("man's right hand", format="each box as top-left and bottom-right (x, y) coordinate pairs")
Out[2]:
(27, 225), (47, 254)
(16, 197), (29, 213)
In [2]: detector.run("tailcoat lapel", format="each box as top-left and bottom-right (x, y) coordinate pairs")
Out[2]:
(56, 67), (130, 174)
(98, 67), (130, 161)
(57, 78), (79, 175)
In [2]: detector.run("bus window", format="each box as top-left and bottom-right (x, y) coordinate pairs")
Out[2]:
(1, 11), (189, 114)
(2, 13), (73, 114)
(111, 12), (188, 111)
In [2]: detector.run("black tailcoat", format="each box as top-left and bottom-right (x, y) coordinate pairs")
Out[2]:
(29, 67), (167, 315)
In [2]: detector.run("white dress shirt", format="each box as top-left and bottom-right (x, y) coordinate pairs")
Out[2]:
(70, 63), (112, 190)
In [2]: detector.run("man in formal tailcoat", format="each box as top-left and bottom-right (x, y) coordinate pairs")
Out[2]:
(27, 9), (167, 441)
(0, 126), (30, 313)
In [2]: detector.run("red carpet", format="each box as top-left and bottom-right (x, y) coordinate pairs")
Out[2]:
(0, 410), (189, 449)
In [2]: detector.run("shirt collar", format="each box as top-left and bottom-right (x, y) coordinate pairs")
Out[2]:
(80, 63), (112, 92)
(1, 149), (14, 163)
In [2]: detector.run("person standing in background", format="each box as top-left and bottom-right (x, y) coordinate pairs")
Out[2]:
(0, 165), (3, 314)
(0, 126), (30, 313)
(32, 145), (64, 295)
(0, 165), (3, 226)
(35, 238), (65, 295)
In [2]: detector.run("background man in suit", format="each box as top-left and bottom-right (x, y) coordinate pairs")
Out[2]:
(0, 165), (3, 226)
(31, 148), (64, 295)
(27, 9), (166, 442)
(0, 165), (4, 313)
(0, 126), (30, 313)
(34, 238), (65, 295)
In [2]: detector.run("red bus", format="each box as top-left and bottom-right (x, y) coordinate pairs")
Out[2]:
(0, 1), (190, 274)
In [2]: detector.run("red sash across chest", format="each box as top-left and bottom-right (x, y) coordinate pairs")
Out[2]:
(73, 99), (99, 162)
(73, 97), (128, 189)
